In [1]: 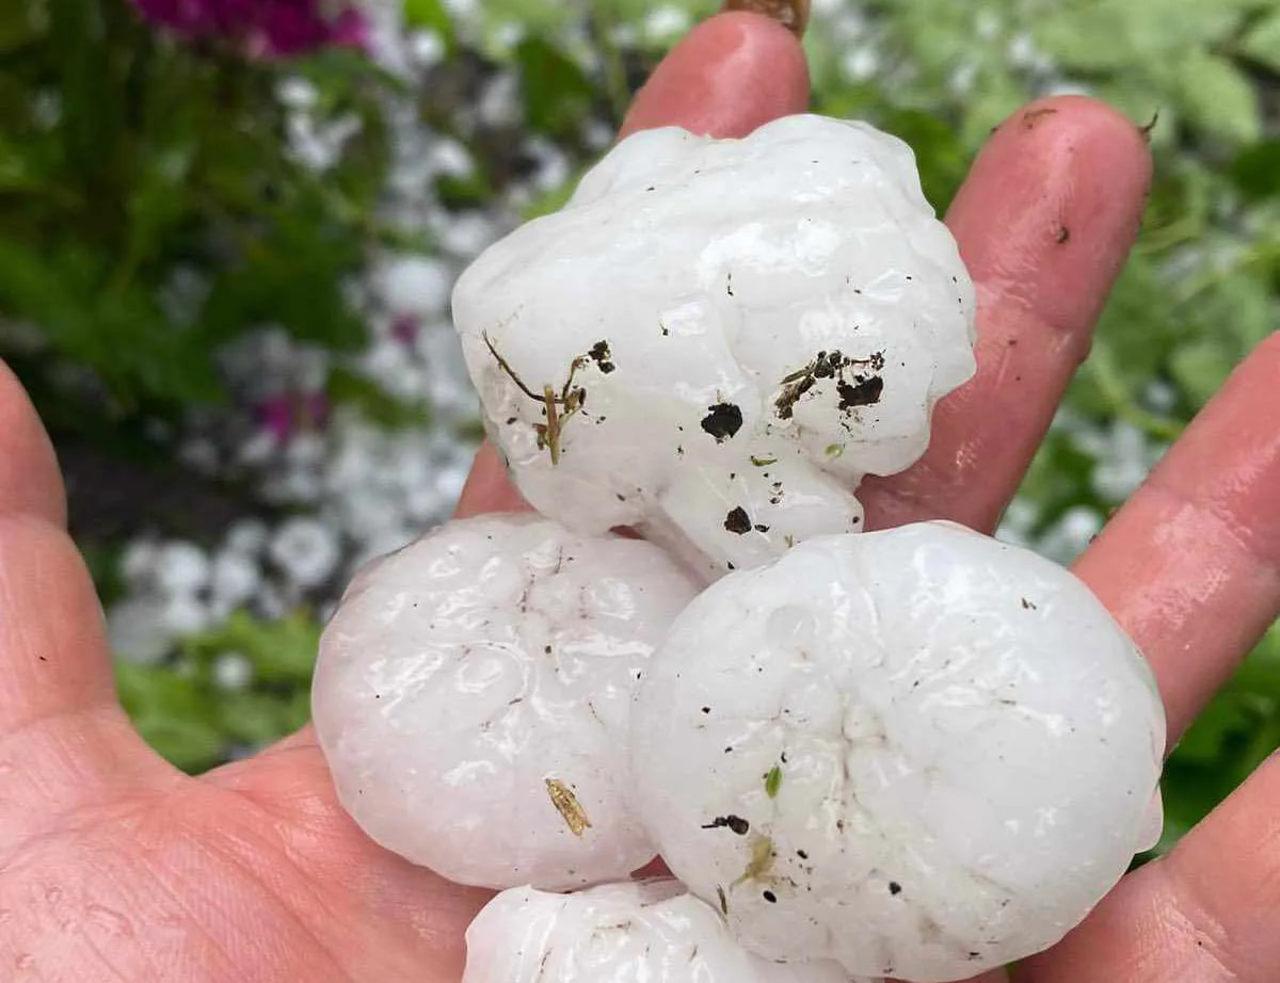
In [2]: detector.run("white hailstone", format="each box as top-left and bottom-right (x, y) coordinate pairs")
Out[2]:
(463, 880), (871, 983)
(269, 517), (341, 589)
(154, 541), (211, 595)
(453, 115), (976, 578)
(630, 522), (1165, 982)
(375, 255), (454, 317)
(312, 514), (700, 890)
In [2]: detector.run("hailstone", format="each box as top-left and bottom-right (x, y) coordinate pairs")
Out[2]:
(462, 879), (875, 983)
(452, 114), (976, 578)
(312, 514), (700, 890)
(629, 522), (1166, 982)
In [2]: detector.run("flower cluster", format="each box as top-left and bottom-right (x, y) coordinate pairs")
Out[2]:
(129, 0), (367, 57)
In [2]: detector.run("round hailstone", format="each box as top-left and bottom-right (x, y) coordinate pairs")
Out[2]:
(312, 514), (700, 890)
(630, 522), (1166, 982)
(452, 114), (976, 578)
(462, 879), (874, 983)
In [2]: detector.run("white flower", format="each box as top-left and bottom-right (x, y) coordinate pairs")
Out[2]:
(211, 549), (263, 609)
(375, 255), (455, 316)
(154, 542), (211, 596)
(213, 651), (253, 691)
(269, 516), (341, 589)
(160, 592), (212, 636)
(225, 519), (271, 556)
(107, 597), (173, 664)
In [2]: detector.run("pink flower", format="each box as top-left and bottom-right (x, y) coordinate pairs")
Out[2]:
(130, 0), (367, 57)
(389, 313), (419, 346)
(256, 391), (331, 442)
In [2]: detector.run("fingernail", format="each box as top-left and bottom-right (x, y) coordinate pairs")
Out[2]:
(720, 0), (810, 38)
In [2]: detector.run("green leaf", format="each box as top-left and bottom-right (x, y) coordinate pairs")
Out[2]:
(1176, 49), (1260, 144)
(520, 172), (582, 221)
(116, 662), (225, 773)
(1240, 9), (1280, 72)
(403, 0), (455, 46)
(182, 610), (322, 686)
(1231, 140), (1280, 201)
(1169, 339), (1237, 407)
(515, 38), (595, 139)
(328, 366), (432, 428)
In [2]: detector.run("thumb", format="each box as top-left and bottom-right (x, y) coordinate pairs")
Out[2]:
(0, 361), (159, 856)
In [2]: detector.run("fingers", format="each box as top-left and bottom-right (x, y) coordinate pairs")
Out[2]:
(0, 360), (66, 526)
(452, 10), (811, 520)
(1015, 749), (1280, 983)
(0, 516), (122, 741)
(619, 10), (809, 138)
(0, 363), (140, 815)
(453, 442), (529, 519)
(862, 96), (1153, 533)
(1072, 332), (1280, 742)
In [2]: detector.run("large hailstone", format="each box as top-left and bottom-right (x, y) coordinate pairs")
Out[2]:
(453, 114), (976, 577)
(312, 514), (700, 890)
(463, 879), (875, 983)
(630, 522), (1166, 982)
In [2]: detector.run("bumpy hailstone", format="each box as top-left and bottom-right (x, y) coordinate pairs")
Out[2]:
(462, 879), (875, 983)
(452, 114), (976, 578)
(630, 522), (1166, 982)
(312, 514), (700, 890)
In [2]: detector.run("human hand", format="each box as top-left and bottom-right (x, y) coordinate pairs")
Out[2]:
(0, 9), (1276, 983)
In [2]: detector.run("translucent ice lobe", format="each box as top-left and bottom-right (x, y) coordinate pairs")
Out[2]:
(453, 114), (976, 578)
(630, 522), (1166, 982)
(311, 514), (701, 890)
(462, 880), (875, 983)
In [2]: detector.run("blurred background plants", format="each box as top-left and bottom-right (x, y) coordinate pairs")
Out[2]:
(0, 0), (1276, 852)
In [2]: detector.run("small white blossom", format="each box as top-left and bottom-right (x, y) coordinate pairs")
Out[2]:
(269, 516), (341, 589)
(213, 651), (254, 690)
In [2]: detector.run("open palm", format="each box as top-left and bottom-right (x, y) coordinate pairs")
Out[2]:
(2, 11), (1277, 983)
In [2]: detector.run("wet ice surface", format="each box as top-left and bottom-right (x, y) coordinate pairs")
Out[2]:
(463, 880), (876, 983)
(453, 114), (976, 579)
(631, 522), (1166, 981)
(312, 514), (700, 889)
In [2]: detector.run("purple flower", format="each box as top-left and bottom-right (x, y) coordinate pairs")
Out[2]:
(389, 313), (419, 346)
(130, 0), (367, 57)
(256, 390), (331, 442)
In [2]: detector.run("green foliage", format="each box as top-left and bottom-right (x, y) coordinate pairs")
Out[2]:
(1162, 626), (1280, 844)
(0, 0), (391, 417)
(116, 611), (320, 773)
